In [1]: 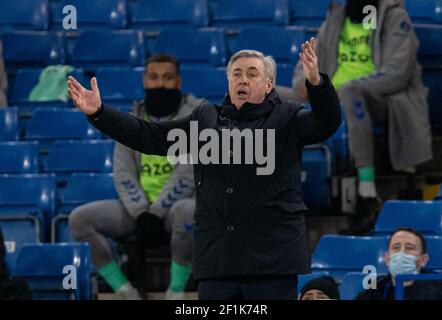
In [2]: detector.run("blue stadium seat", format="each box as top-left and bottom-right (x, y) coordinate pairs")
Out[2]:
(53, 173), (118, 242)
(230, 27), (305, 64)
(181, 66), (227, 104)
(290, 0), (338, 27)
(8, 68), (85, 108)
(422, 68), (442, 129)
(0, 31), (65, 74)
(297, 272), (331, 296)
(15, 243), (96, 299)
(404, 0), (442, 24)
(301, 144), (334, 208)
(339, 272), (388, 300)
(25, 108), (101, 142)
(311, 235), (389, 281)
(276, 65), (295, 87)
(373, 200), (442, 236)
(0, 142), (39, 173)
(69, 30), (145, 72)
(96, 67), (144, 111)
(152, 28), (227, 67)
(209, 0), (290, 28)
(0, 174), (56, 272)
(24, 108), (102, 167)
(425, 236), (442, 272)
(0, 107), (19, 141)
(0, 0), (49, 31)
(50, 0), (127, 30)
(415, 25), (442, 67)
(129, 0), (209, 30)
(46, 140), (114, 175)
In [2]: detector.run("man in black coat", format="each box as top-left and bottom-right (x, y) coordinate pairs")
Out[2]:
(68, 39), (341, 300)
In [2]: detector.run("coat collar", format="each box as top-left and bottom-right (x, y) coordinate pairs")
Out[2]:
(220, 89), (281, 121)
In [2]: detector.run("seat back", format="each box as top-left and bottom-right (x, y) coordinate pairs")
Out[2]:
(0, 107), (19, 141)
(0, 142), (39, 173)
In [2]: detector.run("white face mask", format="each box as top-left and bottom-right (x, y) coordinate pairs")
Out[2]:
(388, 252), (419, 276)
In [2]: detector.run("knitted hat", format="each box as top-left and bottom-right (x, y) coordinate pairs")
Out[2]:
(299, 276), (340, 300)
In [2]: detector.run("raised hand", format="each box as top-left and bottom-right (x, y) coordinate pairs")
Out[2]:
(68, 76), (102, 115)
(299, 37), (321, 86)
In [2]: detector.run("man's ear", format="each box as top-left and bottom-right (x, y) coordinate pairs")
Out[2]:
(266, 81), (273, 95)
(419, 254), (429, 269)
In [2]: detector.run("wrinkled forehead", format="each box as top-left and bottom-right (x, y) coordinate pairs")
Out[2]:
(230, 57), (266, 74)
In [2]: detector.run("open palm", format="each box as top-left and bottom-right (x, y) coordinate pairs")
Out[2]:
(68, 76), (102, 115)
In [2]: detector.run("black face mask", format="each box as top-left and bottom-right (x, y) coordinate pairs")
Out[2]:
(345, 0), (379, 23)
(144, 88), (182, 118)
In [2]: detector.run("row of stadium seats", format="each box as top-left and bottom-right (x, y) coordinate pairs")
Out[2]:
(2, 26), (442, 73)
(1, 27), (308, 73)
(0, 0), (441, 32)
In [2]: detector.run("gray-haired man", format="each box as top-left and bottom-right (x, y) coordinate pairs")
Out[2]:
(68, 39), (342, 300)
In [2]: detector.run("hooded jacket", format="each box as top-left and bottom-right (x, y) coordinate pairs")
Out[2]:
(293, 0), (433, 170)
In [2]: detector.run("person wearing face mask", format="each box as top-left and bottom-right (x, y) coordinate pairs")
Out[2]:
(69, 54), (207, 300)
(356, 227), (442, 300)
(292, 0), (433, 235)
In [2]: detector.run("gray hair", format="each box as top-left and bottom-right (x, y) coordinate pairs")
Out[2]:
(227, 50), (277, 87)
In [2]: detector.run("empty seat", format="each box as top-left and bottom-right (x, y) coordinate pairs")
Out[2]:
(15, 243), (95, 299)
(339, 272), (386, 300)
(96, 67), (144, 110)
(373, 200), (442, 236)
(129, 0), (209, 31)
(415, 25), (442, 67)
(50, 0), (127, 30)
(290, 0), (336, 27)
(0, 107), (19, 141)
(25, 108), (101, 142)
(181, 66), (227, 104)
(404, 0), (442, 24)
(1, 31), (65, 74)
(210, 0), (289, 28)
(46, 140), (114, 174)
(231, 27), (305, 64)
(0, 0), (49, 31)
(69, 30), (145, 72)
(425, 236), (442, 272)
(53, 173), (118, 242)
(0, 174), (56, 271)
(311, 235), (388, 281)
(0, 142), (39, 173)
(301, 144), (334, 208)
(422, 68), (442, 129)
(152, 28), (227, 67)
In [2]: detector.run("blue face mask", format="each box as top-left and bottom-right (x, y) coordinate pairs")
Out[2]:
(388, 252), (418, 277)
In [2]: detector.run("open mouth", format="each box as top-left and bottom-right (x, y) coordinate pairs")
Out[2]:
(237, 90), (248, 98)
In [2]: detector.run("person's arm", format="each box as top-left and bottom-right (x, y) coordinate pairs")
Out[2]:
(68, 76), (194, 156)
(295, 74), (341, 146)
(113, 142), (150, 219)
(348, 7), (417, 95)
(292, 38), (341, 146)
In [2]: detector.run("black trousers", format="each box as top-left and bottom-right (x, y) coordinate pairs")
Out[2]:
(198, 275), (298, 300)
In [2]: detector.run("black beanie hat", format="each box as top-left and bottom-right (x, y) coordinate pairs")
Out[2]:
(300, 276), (340, 300)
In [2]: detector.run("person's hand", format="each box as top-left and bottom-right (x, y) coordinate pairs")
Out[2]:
(135, 212), (169, 250)
(299, 38), (321, 86)
(67, 76), (102, 115)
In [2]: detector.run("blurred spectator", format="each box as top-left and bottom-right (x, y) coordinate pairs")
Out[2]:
(0, 40), (7, 107)
(69, 54), (206, 300)
(357, 227), (442, 300)
(298, 276), (340, 300)
(292, 0), (432, 234)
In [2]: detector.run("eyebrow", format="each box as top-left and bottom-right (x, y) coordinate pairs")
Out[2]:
(232, 67), (260, 72)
